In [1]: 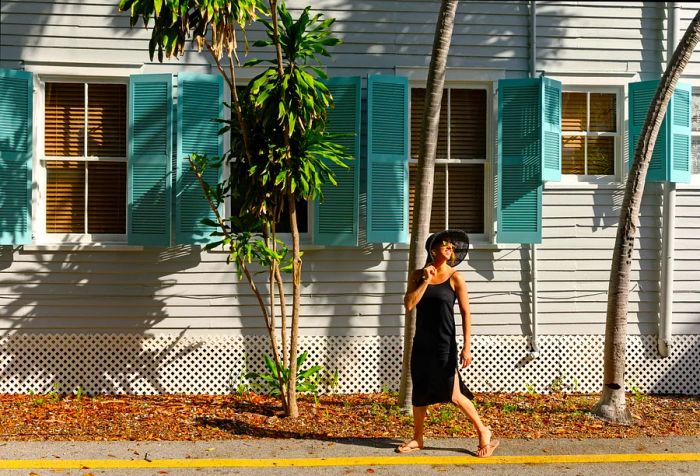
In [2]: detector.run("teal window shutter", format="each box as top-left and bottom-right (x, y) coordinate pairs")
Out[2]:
(366, 74), (409, 244)
(628, 80), (667, 182)
(669, 82), (691, 183)
(629, 80), (692, 183)
(541, 77), (562, 182)
(128, 74), (173, 246)
(0, 69), (33, 245)
(497, 78), (544, 244)
(313, 77), (361, 246)
(176, 72), (224, 245)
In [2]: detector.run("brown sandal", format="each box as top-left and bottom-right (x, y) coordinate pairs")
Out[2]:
(396, 441), (423, 454)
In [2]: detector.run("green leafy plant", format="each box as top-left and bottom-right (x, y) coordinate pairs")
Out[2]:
(246, 351), (323, 398)
(524, 382), (536, 395)
(549, 376), (564, 393)
(324, 368), (340, 394)
(28, 389), (45, 407)
(231, 353), (253, 396)
(501, 403), (519, 414)
(47, 382), (62, 402)
(73, 387), (85, 401)
(629, 383), (645, 401)
(119, 0), (349, 418)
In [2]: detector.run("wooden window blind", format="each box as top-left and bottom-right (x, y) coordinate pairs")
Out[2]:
(44, 82), (127, 235)
(409, 163), (446, 232)
(562, 91), (617, 175)
(409, 87), (486, 234)
(448, 163), (484, 233)
(589, 93), (616, 132)
(409, 163), (484, 234)
(46, 160), (85, 233)
(45, 83), (84, 157)
(87, 161), (126, 233)
(411, 89), (448, 159)
(88, 84), (127, 157)
(411, 89), (487, 160)
(450, 89), (487, 160)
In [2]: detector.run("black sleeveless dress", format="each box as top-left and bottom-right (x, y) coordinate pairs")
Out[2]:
(410, 274), (473, 406)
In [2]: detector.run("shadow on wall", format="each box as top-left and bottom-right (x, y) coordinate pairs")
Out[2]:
(637, 335), (700, 394)
(1, 0), (646, 396)
(0, 244), (204, 394)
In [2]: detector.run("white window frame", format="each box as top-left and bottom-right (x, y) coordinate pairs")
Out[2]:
(690, 87), (700, 182)
(559, 85), (623, 185)
(34, 75), (129, 245)
(408, 81), (492, 244)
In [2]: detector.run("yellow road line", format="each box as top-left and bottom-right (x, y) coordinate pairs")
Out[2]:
(0, 453), (699, 469)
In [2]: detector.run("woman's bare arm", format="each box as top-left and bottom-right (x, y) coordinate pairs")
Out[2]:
(404, 268), (432, 311)
(453, 272), (473, 367)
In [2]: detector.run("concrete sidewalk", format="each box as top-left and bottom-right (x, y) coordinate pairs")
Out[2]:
(1, 436), (698, 475)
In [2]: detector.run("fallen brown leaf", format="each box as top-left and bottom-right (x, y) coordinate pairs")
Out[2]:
(0, 393), (697, 442)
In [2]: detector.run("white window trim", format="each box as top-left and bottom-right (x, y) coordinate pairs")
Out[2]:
(33, 75), (130, 245)
(554, 85), (623, 187)
(407, 80), (494, 245)
(685, 85), (700, 189)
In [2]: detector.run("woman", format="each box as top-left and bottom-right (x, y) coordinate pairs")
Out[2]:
(397, 229), (499, 457)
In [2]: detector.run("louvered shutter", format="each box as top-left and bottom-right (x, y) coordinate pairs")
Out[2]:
(669, 83), (691, 183)
(497, 78), (543, 244)
(542, 77), (562, 182)
(128, 74), (172, 246)
(629, 80), (667, 182)
(176, 73), (223, 244)
(629, 80), (692, 183)
(313, 76), (361, 246)
(367, 75), (409, 243)
(0, 69), (33, 245)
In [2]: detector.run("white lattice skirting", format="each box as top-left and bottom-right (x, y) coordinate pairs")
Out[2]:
(0, 334), (697, 395)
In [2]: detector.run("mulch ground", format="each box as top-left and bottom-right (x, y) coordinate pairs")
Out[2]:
(0, 392), (698, 441)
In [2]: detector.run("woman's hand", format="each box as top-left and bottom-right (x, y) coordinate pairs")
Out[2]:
(422, 265), (437, 282)
(460, 347), (473, 368)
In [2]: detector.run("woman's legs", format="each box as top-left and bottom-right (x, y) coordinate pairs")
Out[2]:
(396, 405), (427, 452)
(451, 371), (498, 456)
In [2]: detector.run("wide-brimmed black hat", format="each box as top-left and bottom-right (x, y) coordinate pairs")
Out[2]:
(425, 229), (470, 266)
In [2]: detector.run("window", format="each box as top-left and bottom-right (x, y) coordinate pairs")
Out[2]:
(691, 88), (700, 174)
(408, 87), (486, 234)
(44, 82), (127, 236)
(561, 91), (618, 175)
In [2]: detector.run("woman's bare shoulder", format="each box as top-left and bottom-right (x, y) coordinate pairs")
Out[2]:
(451, 270), (467, 286)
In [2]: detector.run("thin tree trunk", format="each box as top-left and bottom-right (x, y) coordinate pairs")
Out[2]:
(269, 0), (301, 418)
(593, 8), (700, 424)
(398, 0), (458, 410)
(275, 266), (289, 368)
(187, 156), (289, 411)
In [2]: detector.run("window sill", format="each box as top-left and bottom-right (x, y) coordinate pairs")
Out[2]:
(392, 240), (507, 251)
(23, 244), (144, 252)
(545, 180), (623, 190)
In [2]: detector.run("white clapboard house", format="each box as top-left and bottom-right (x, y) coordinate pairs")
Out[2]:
(0, 1), (698, 395)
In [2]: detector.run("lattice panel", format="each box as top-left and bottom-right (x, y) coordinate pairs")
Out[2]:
(0, 334), (697, 395)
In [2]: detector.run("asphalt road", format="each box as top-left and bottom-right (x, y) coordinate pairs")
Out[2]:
(0, 436), (698, 475)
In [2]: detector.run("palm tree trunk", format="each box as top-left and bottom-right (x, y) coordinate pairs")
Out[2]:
(593, 8), (700, 423)
(398, 0), (458, 410)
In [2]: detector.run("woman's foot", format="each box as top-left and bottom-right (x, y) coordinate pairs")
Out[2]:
(396, 439), (423, 454)
(476, 427), (499, 458)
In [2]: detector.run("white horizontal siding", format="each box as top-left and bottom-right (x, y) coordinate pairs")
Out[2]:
(1, 1), (699, 338)
(536, 1), (670, 76)
(0, 0), (529, 74)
